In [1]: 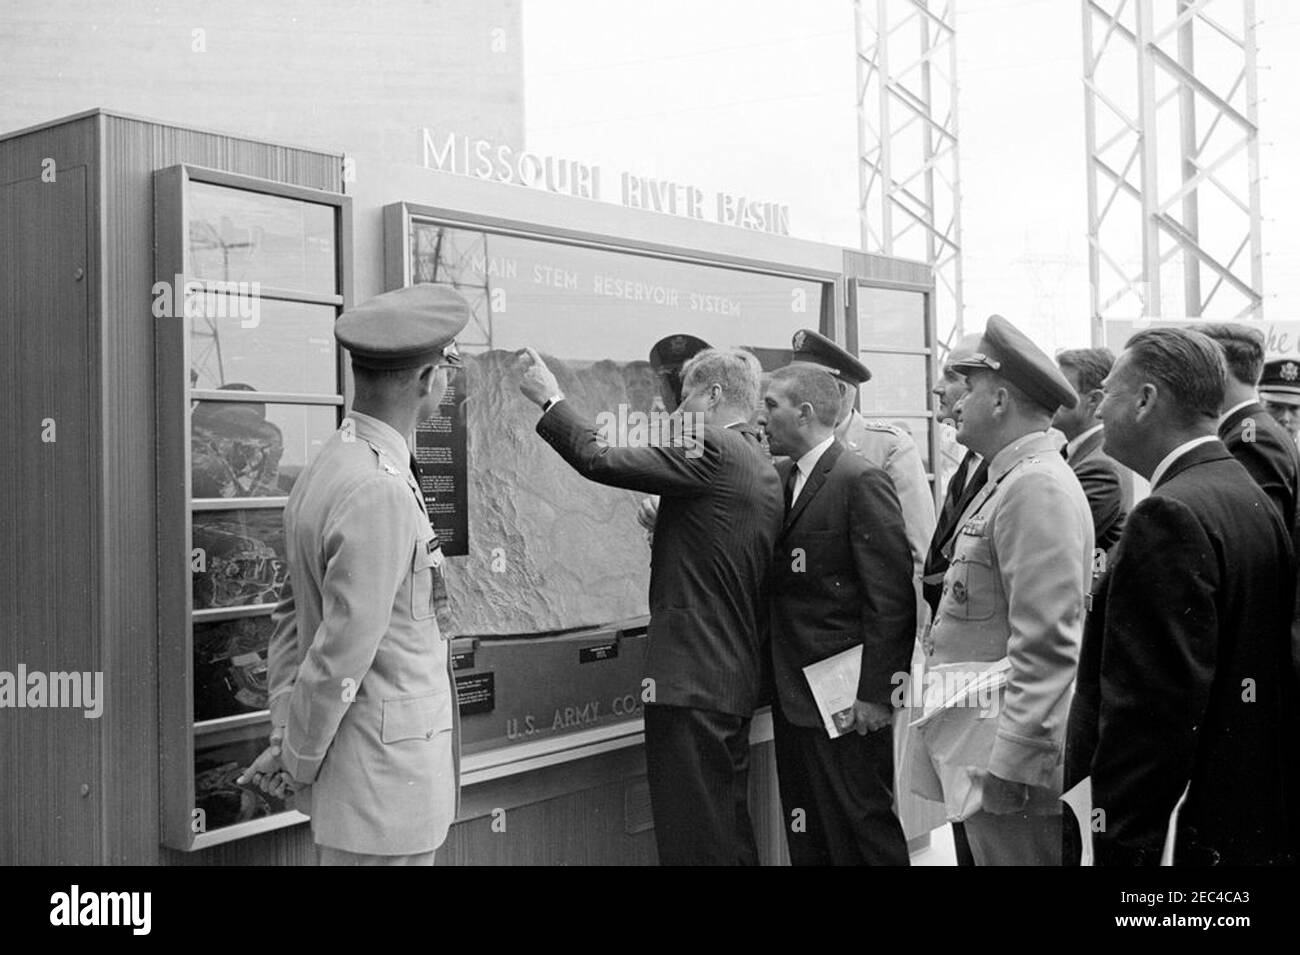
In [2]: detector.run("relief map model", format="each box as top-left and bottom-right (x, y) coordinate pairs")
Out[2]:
(444, 349), (653, 637)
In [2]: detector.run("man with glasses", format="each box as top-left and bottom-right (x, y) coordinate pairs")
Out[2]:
(240, 283), (468, 865)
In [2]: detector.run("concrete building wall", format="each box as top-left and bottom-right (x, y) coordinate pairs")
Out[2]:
(0, 0), (524, 160)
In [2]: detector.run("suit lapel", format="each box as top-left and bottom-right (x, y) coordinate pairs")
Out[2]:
(1070, 428), (1105, 466)
(934, 454), (988, 552)
(783, 440), (843, 533)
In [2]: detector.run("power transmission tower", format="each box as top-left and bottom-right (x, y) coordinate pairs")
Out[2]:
(411, 225), (495, 352)
(187, 218), (256, 387)
(855, 0), (964, 354)
(1083, 0), (1263, 342)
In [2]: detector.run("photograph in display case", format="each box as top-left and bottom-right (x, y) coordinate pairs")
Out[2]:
(194, 736), (290, 831)
(191, 509), (288, 610)
(193, 616), (274, 722)
(191, 388), (286, 498)
(191, 396), (336, 500)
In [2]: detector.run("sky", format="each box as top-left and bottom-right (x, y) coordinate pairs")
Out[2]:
(523, 0), (1300, 354)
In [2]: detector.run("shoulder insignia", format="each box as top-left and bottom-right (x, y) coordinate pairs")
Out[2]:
(863, 419), (906, 437)
(364, 441), (405, 478)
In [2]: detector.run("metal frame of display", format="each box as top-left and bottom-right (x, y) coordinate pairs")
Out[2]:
(844, 275), (940, 494)
(155, 163), (352, 850)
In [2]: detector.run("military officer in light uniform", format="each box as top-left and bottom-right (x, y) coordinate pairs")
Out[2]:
(910, 315), (1093, 866)
(239, 284), (468, 865)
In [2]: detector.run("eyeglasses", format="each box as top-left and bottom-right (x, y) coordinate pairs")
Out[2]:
(434, 343), (463, 377)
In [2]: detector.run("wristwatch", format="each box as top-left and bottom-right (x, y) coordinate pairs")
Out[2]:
(542, 393), (565, 413)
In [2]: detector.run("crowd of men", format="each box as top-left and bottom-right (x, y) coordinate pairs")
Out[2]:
(521, 314), (1300, 867)
(242, 281), (1300, 866)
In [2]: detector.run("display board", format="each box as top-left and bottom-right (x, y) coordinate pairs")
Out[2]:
(156, 165), (350, 850)
(399, 213), (829, 638)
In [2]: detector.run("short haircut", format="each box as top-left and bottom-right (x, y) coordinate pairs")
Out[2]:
(769, 365), (841, 427)
(965, 368), (1051, 418)
(1056, 347), (1115, 395)
(1198, 323), (1265, 386)
(351, 360), (426, 401)
(681, 347), (762, 414)
(1123, 327), (1227, 421)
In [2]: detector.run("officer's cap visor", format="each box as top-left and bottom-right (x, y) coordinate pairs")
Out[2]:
(950, 352), (1001, 374)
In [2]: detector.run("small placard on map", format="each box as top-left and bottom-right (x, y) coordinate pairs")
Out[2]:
(579, 642), (618, 664)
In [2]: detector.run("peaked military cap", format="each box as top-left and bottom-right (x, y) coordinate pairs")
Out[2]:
(951, 314), (1078, 412)
(649, 334), (711, 374)
(335, 284), (470, 371)
(1260, 357), (1300, 407)
(789, 328), (871, 384)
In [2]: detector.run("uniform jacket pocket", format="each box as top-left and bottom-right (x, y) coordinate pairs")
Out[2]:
(381, 692), (452, 743)
(945, 534), (997, 622)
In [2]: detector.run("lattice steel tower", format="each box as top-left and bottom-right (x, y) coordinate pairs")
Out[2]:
(1083, 0), (1263, 339)
(855, 0), (964, 351)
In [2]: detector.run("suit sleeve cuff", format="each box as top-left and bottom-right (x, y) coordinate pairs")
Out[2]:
(855, 677), (894, 708)
(280, 728), (325, 785)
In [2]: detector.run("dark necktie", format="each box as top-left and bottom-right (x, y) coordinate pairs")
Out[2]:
(949, 450), (973, 501)
(923, 450), (989, 614)
(784, 464), (799, 514)
(938, 451), (979, 533)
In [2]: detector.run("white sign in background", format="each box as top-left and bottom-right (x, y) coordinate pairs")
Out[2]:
(1103, 318), (1300, 359)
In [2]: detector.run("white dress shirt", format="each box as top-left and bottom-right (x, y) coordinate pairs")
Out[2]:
(1148, 435), (1218, 489)
(1221, 397), (1257, 423)
(791, 434), (835, 504)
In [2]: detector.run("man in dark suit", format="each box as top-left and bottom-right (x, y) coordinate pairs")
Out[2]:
(1071, 326), (1298, 865)
(1200, 323), (1299, 529)
(517, 345), (783, 865)
(756, 363), (915, 865)
(1054, 347), (1132, 564)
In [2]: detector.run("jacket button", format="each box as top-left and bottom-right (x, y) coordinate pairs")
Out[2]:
(425, 729), (435, 739)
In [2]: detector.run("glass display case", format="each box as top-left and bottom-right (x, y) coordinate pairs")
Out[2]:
(156, 165), (350, 850)
(849, 283), (937, 478)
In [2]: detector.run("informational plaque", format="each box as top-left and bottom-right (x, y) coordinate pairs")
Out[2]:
(414, 369), (469, 556)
